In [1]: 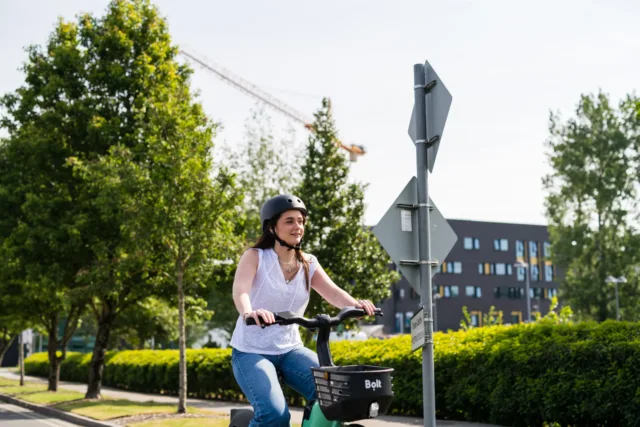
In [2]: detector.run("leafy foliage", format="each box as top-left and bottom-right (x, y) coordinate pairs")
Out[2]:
(295, 98), (400, 316)
(543, 91), (640, 321)
(25, 320), (640, 425)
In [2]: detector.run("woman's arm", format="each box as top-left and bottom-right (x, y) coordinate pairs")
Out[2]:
(311, 263), (376, 315)
(232, 249), (258, 317)
(232, 249), (275, 326)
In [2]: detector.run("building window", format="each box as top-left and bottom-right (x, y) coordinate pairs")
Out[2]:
(463, 238), (481, 250)
(450, 285), (459, 298)
(405, 312), (413, 331)
(547, 288), (558, 299)
(466, 286), (481, 298)
(464, 237), (473, 250)
(508, 287), (518, 299)
(480, 263), (514, 276)
(544, 242), (551, 258)
(443, 285), (459, 298)
(493, 239), (508, 251)
(529, 241), (538, 259)
(493, 287), (502, 298)
(545, 265), (553, 282)
(531, 265), (539, 282)
(441, 261), (462, 274)
(510, 311), (522, 324)
(470, 313), (480, 327)
(454, 262), (462, 274)
(516, 240), (525, 259)
(399, 288), (405, 299)
(533, 288), (543, 299)
(395, 313), (404, 333)
(517, 267), (526, 282)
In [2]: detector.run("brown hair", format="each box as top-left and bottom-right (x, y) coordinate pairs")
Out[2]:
(252, 215), (311, 291)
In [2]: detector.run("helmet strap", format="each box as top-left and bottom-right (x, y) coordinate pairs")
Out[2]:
(269, 229), (302, 251)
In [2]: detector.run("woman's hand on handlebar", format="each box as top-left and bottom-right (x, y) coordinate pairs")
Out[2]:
(355, 299), (377, 316)
(244, 308), (276, 327)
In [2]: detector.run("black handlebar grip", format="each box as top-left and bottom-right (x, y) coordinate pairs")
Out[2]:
(245, 316), (267, 328)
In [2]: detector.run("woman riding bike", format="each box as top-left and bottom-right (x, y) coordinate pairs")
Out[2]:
(230, 194), (377, 426)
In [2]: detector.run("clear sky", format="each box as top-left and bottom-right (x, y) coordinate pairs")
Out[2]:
(1, 0), (639, 226)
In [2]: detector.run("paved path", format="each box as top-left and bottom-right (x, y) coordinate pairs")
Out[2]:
(0, 369), (502, 427)
(0, 403), (80, 427)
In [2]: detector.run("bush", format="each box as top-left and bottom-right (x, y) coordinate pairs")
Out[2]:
(24, 321), (640, 426)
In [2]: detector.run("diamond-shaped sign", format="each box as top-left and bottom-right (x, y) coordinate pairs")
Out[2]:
(408, 61), (453, 173)
(373, 176), (458, 294)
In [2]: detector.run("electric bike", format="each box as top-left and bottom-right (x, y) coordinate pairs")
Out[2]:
(229, 306), (394, 427)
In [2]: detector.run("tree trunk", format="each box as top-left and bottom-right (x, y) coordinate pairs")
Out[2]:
(85, 309), (117, 399)
(18, 332), (24, 386)
(177, 267), (187, 414)
(0, 335), (16, 368)
(596, 214), (609, 322)
(47, 335), (60, 392)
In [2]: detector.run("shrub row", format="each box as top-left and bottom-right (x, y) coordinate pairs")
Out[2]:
(25, 321), (640, 426)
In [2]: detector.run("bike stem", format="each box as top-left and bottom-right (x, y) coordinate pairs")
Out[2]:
(314, 314), (334, 366)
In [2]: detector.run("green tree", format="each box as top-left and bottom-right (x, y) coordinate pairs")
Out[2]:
(543, 91), (640, 321)
(0, 30), (91, 390)
(141, 78), (243, 413)
(0, 0), (199, 399)
(70, 142), (171, 399)
(295, 98), (400, 319)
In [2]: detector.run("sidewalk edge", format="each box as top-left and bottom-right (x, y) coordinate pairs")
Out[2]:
(0, 392), (118, 427)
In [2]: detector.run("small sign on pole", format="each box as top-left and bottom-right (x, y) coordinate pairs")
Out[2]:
(411, 309), (425, 352)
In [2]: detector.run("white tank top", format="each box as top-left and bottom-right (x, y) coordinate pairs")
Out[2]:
(229, 248), (318, 355)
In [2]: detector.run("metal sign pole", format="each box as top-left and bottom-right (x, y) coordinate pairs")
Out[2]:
(413, 63), (436, 427)
(373, 59), (455, 427)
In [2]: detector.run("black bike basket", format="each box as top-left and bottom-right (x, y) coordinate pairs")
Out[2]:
(311, 365), (394, 422)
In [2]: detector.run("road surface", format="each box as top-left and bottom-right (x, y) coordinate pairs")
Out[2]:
(0, 403), (80, 426)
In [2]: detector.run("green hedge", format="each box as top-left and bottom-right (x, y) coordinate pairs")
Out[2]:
(25, 321), (640, 426)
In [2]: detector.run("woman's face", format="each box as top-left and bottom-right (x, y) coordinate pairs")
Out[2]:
(273, 209), (305, 247)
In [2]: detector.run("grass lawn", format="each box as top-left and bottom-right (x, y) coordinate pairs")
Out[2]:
(0, 378), (19, 387)
(56, 399), (224, 421)
(0, 384), (48, 395)
(19, 390), (86, 405)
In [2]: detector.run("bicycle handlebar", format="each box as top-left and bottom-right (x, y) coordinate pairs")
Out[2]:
(245, 306), (383, 329)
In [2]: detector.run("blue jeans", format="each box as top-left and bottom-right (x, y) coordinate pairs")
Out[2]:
(231, 346), (319, 427)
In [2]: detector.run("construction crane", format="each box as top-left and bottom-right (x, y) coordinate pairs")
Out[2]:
(179, 49), (366, 162)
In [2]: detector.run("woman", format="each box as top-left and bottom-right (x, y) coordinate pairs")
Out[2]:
(229, 194), (376, 427)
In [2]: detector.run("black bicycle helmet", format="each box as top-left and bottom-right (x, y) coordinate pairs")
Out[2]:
(260, 194), (308, 250)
